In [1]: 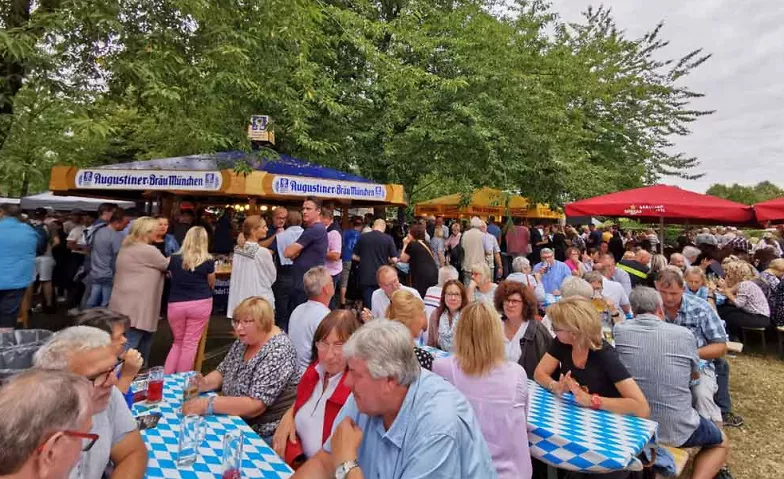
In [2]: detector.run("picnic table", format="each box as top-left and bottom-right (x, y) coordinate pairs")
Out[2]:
(422, 345), (658, 474)
(131, 373), (293, 479)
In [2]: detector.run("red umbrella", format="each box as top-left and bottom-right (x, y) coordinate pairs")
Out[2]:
(754, 197), (784, 223)
(565, 185), (754, 224)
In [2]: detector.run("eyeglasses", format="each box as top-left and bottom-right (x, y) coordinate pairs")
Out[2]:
(37, 431), (100, 453)
(445, 292), (462, 298)
(315, 341), (344, 354)
(231, 318), (256, 329)
(86, 359), (124, 387)
(504, 298), (523, 305)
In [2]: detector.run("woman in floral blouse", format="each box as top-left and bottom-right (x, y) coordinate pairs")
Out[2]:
(183, 297), (299, 444)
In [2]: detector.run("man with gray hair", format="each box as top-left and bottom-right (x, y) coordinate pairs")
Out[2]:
(533, 248), (571, 295)
(291, 319), (496, 479)
(669, 252), (687, 271)
(654, 268), (729, 427)
(615, 287), (731, 479)
(682, 245), (701, 267)
(460, 217), (489, 286)
(0, 369), (93, 479)
(34, 326), (147, 479)
(288, 266), (334, 372)
(506, 256), (545, 303)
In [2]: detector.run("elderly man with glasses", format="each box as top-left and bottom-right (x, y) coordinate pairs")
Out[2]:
(0, 369), (95, 479)
(34, 326), (147, 479)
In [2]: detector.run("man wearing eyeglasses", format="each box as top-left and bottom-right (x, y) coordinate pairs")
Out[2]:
(34, 326), (147, 479)
(0, 369), (94, 479)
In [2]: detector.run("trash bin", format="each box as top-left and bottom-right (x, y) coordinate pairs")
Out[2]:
(0, 329), (53, 382)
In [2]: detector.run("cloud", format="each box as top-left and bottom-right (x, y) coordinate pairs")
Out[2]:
(548, 0), (784, 193)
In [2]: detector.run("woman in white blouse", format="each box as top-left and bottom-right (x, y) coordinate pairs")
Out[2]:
(227, 215), (276, 318)
(272, 310), (361, 465)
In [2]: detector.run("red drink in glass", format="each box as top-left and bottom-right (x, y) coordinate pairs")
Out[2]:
(147, 366), (165, 403)
(147, 380), (164, 403)
(222, 468), (240, 479)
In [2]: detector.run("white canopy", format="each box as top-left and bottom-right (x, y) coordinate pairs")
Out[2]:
(20, 192), (135, 211)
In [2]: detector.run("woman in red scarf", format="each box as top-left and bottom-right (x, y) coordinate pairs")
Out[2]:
(272, 310), (361, 466)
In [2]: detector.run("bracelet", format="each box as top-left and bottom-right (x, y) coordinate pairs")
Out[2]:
(206, 396), (216, 415)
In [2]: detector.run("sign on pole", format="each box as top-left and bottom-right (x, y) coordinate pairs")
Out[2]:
(247, 115), (275, 144)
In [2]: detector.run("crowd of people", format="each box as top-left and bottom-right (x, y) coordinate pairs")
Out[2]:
(4, 198), (784, 479)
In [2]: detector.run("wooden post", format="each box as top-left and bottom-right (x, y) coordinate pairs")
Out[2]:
(193, 324), (209, 373)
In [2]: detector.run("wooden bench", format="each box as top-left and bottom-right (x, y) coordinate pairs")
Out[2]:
(777, 326), (784, 358)
(740, 326), (767, 352)
(655, 445), (701, 478)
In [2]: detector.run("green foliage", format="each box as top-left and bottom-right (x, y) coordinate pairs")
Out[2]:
(706, 181), (784, 205)
(0, 0), (713, 202)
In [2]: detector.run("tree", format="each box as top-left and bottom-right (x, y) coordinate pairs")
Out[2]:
(706, 181), (783, 205)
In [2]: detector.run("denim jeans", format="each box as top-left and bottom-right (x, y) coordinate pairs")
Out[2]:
(713, 357), (732, 415)
(273, 266), (294, 332)
(86, 281), (113, 308)
(0, 288), (27, 329)
(126, 327), (154, 367)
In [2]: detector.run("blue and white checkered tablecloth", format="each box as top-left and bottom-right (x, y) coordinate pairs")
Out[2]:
(132, 373), (293, 479)
(422, 345), (658, 474)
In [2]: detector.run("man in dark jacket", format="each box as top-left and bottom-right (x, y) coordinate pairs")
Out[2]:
(618, 249), (652, 288)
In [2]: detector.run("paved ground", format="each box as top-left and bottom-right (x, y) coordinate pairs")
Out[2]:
(27, 308), (784, 478)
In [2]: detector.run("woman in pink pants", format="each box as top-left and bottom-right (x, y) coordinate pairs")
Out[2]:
(164, 226), (216, 373)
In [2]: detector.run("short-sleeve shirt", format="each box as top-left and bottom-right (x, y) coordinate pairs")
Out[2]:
(354, 230), (398, 287)
(547, 338), (631, 398)
(293, 222), (328, 290)
(168, 255), (214, 303)
(665, 294), (728, 353)
(325, 229), (343, 277)
(217, 335), (300, 436)
(70, 387), (137, 479)
(324, 370), (497, 479)
(342, 228), (361, 262)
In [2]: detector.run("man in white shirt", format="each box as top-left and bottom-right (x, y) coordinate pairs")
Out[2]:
(361, 265), (421, 321)
(288, 266), (334, 373)
(479, 221), (503, 280)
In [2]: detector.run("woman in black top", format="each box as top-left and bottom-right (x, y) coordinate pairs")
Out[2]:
(400, 223), (439, 298)
(164, 226), (216, 374)
(534, 296), (649, 412)
(551, 225), (568, 262)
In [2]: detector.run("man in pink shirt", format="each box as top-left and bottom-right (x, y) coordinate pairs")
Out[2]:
(505, 218), (530, 257)
(321, 208), (342, 309)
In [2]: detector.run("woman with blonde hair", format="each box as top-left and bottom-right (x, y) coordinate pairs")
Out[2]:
(109, 216), (169, 364)
(717, 260), (770, 340)
(467, 262), (497, 306)
(183, 297), (299, 445)
(534, 297), (649, 420)
(432, 301), (532, 479)
(227, 215), (276, 318)
(385, 289), (434, 370)
(163, 226), (216, 373)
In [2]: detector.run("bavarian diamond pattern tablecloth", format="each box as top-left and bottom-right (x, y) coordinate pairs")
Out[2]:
(131, 373), (293, 479)
(422, 345), (658, 473)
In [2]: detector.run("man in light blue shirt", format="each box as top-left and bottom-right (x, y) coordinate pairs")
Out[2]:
(0, 205), (37, 329)
(292, 319), (496, 479)
(532, 248), (571, 295)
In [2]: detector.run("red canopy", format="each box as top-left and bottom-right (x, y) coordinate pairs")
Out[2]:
(754, 197), (784, 222)
(565, 185), (754, 223)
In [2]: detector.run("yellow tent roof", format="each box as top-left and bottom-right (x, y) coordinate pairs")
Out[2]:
(414, 187), (562, 219)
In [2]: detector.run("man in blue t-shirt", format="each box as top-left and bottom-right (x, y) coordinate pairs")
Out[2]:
(284, 197), (328, 315)
(340, 217), (364, 306)
(0, 205), (37, 330)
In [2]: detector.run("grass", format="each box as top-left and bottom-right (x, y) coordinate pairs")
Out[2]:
(724, 352), (784, 479)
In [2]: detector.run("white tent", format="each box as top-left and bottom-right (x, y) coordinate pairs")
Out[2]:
(20, 192), (135, 211)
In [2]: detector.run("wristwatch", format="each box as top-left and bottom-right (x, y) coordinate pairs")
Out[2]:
(335, 460), (359, 479)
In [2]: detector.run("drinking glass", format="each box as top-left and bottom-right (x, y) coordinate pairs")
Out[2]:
(177, 414), (205, 467)
(146, 366), (164, 404)
(221, 430), (244, 479)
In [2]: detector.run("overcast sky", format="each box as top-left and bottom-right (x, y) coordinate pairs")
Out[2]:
(548, 0), (784, 193)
